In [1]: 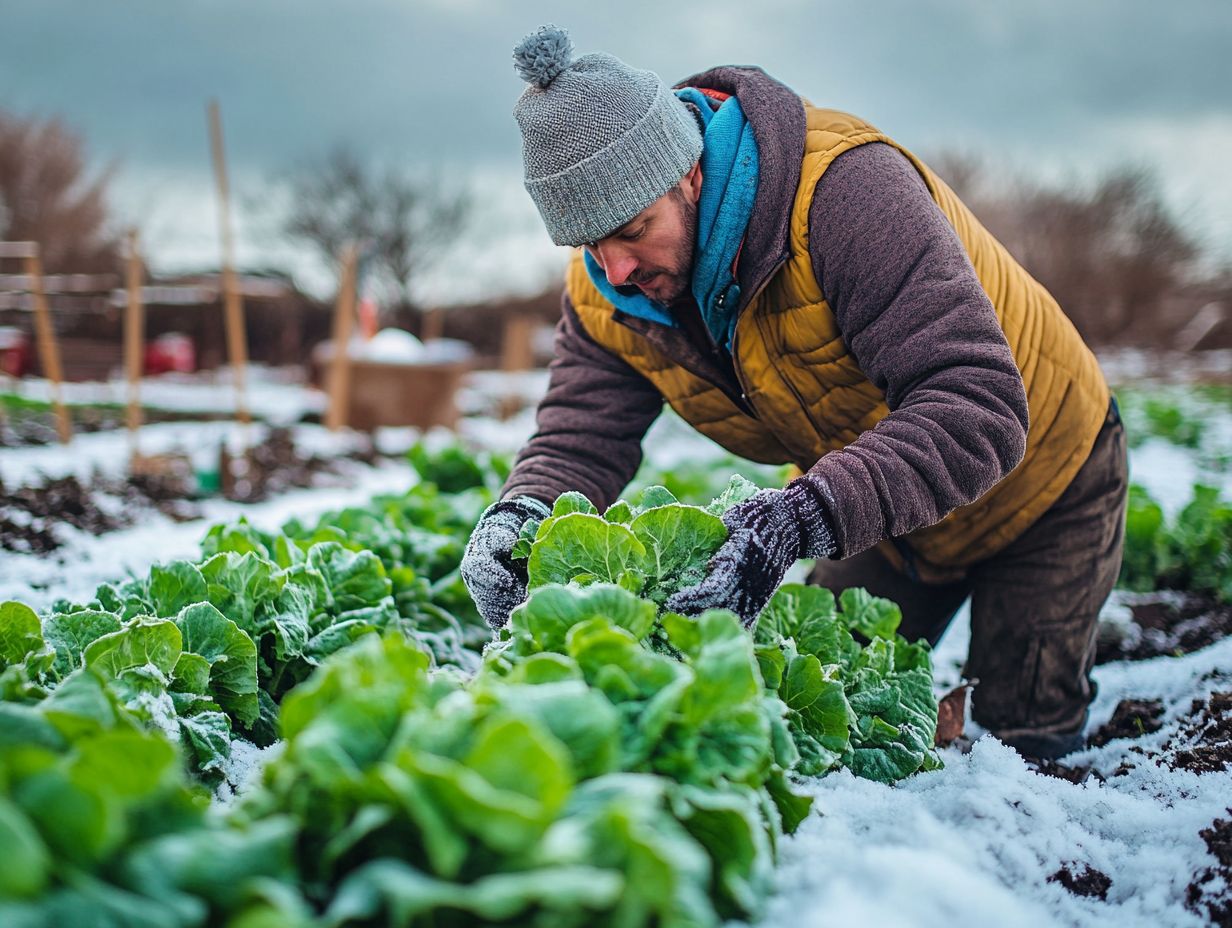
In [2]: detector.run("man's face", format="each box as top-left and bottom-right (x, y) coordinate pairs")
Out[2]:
(583, 165), (701, 307)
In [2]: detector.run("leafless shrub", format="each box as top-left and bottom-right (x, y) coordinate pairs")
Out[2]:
(264, 147), (471, 331)
(0, 109), (121, 273)
(929, 154), (1213, 347)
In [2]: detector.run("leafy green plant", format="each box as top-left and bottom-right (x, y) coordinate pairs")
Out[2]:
(406, 441), (511, 495)
(0, 656), (305, 926)
(504, 482), (940, 786)
(1119, 483), (1232, 603)
(1, 444), (942, 926)
(513, 480), (758, 606)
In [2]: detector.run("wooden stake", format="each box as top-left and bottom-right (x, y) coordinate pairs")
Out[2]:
(420, 307), (444, 343)
(500, 313), (535, 372)
(207, 99), (250, 424)
(25, 250), (72, 444)
(325, 244), (359, 431)
(124, 229), (145, 455)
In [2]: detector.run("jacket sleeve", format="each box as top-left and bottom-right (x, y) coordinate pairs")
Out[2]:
(501, 290), (664, 510)
(803, 142), (1029, 558)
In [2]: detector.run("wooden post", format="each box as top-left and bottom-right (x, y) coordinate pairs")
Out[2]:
(325, 244), (359, 431)
(124, 229), (145, 453)
(420, 307), (445, 342)
(500, 313), (535, 372)
(207, 99), (250, 424)
(25, 249), (72, 444)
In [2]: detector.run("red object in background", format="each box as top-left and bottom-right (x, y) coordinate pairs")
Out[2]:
(0, 326), (31, 377)
(358, 296), (379, 341)
(144, 332), (195, 375)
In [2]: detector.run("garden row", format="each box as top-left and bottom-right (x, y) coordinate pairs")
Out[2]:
(0, 446), (939, 927)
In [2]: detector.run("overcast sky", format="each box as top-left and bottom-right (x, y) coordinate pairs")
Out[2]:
(3, 0), (1230, 300)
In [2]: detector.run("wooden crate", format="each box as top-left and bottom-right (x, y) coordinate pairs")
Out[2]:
(345, 359), (470, 432)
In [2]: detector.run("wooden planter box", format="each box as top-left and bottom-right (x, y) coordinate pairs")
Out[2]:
(342, 358), (470, 431)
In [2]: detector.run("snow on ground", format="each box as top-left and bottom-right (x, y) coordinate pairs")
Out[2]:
(8, 365), (326, 425)
(0, 419), (369, 487)
(0, 457), (415, 612)
(4, 366), (1231, 925)
(754, 631), (1232, 928)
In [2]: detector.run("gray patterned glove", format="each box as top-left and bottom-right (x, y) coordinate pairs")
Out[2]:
(461, 495), (551, 629)
(665, 478), (838, 626)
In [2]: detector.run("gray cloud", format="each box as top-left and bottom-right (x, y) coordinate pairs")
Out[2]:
(4, 0), (1228, 168)
(2, 0), (1229, 278)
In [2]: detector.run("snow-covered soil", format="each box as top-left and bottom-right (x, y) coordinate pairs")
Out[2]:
(0, 458), (415, 611)
(7, 365), (325, 425)
(750, 594), (1231, 928)
(3, 367), (1231, 926)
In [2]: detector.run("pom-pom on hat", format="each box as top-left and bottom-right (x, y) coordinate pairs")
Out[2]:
(512, 24), (703, 247)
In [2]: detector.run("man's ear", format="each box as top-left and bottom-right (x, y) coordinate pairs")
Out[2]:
(683, 161), (703, 204)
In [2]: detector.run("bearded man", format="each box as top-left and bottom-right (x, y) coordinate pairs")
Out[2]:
(461, 25), (1128, 761)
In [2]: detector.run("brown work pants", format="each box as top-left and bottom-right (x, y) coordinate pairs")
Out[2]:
(809, 401), (1128, 741)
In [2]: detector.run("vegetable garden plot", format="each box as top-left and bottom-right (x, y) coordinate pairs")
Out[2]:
(2, 422), (1232, 926)
(0, 456), (941, 926)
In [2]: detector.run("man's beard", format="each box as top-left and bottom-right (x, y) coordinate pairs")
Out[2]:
(638, 188), (697, 306)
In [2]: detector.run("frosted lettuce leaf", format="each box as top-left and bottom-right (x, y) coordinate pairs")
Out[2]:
(843, 637), (940, 782)
(704, 474), (762, 515)
(550, 491), (598, 518)
(173, 602), (259, 726)
(147, 561), (208, 617)
(633, 485), (678, 513)
(42, 610), (123, 681)
(1, 602), (46, 669)
(603, 500), (634, 524)
(306, 543), (392, 615)
(527, 514), (647, 591)
(509, 583), (657, 654)
(756, 584), (857, 668)
(839, 587), (902, 641)
(630, 506), (727, 605)
(83, 618), (181, 683)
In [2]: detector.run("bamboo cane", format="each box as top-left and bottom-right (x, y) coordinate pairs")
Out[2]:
(325, 244), (359, 431)
(207, 99), (250, 424)
(25, 249), (72, 444)
(124, 229), (145, 455)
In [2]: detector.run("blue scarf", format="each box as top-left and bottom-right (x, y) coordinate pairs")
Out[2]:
(584, 88), (760, 350)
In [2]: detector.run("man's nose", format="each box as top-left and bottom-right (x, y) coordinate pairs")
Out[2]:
(596, 244), (637, 287)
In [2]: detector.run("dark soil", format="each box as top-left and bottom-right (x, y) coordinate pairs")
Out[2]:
(1163, 692), (1232, 775)
(0, 475), (127, 553)
(0, 428), (357, 554)
(0, 404), (225, 448)
(1048, 862), (1112, 900)
(1096, 592), (1232, 664)
(1088, 698), (1166, 748)
(219, 427), (344, 503)
(1187, 811), (1232, 926)
(1030, 759), (1103, 785)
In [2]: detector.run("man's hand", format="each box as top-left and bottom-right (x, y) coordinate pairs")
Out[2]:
(666, 479), (838, 625)
(461, 495), (551, 629)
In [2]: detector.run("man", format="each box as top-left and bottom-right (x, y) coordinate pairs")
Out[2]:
(461, 25), (1128, 761)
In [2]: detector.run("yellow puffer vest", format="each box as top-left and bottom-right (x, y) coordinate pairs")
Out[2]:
(567, 105), (1109, 573)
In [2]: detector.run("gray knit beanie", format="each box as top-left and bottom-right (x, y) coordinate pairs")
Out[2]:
(512, 25), (703, 247)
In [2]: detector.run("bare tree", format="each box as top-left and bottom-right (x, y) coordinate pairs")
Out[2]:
(272, 148), (471, 330)
(929, 155), (1203, 346)
(0, 109), (120, 273)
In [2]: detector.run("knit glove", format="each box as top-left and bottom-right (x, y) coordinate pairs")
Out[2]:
(461, 495), (551, 629)
(666, 478), (838, 626)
